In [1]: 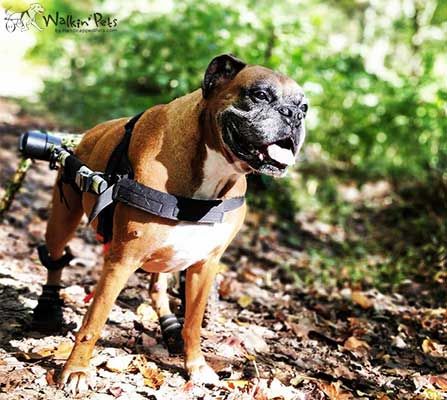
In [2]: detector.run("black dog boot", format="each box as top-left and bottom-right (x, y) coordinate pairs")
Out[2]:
(155, 272), (185, 354)
(30, 244), (74, 333)
(159, 314), (184, 355)
(31, 284), (64, 333)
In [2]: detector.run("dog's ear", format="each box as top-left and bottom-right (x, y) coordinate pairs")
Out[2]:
(202, 54), (247, 99)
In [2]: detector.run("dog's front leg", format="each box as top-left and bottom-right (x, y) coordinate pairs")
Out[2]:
(59, 258), (137, 394)
(30, 19), (43, 31)
(183, 258), (220, 384)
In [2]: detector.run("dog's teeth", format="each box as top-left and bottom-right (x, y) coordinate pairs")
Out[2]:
(267, 144), (295, 166)
(259, 153), (264, 161)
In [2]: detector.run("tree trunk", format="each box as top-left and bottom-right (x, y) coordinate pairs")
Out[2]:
(0, 157), (33, 220)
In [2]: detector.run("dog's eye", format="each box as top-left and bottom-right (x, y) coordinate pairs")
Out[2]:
(251, 90), (269, 102)
(300, 103), (308, 114)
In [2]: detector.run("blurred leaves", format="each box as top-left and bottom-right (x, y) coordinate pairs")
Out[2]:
(29, 0), (447, 180)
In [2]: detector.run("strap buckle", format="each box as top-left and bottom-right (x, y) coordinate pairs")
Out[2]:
(75, 167), (94, 192)
(75, 166), (108, 193)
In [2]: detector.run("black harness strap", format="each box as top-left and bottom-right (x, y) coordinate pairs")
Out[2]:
(97, 112), (143, 242)
(105, 112), (143, 181)
(114, 178), (244, 224)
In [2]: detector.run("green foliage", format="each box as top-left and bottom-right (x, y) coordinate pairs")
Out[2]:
(30, 0), (447, 181)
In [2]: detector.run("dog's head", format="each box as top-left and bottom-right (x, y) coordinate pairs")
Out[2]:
(29, 3), (44, 14)
(202, 54), (308, 177)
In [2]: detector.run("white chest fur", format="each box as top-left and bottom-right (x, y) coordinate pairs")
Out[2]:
(193, 146), (242, 199)
(161, 222), (234, 272)
(158, 146), (242, 272)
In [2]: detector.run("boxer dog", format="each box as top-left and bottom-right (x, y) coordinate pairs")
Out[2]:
(37, 54), (307, 393)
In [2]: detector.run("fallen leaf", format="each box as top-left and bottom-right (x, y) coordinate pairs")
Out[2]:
(413, 374), (435, 392)
(217, 336), (246, 358)
(253, 389), (269, 400)
(319, 381), (353, 400)
(333, 365), (356, 380)
(237, 294), (253, 308)
(392, 335), (407, 349)
(223, 380), (250, 390)
(344, 336), (370, 358)
(240, 329), (269, 354)
(51, 341), (74, 360)
(267, 377), (298, 400)
(344, 336), (370, 351)
(218, 276), (233, 298)
(431, 376), (447, 391)
(136, 303), (158, 324)
(16, 341), (73, 361)
(290, 375), (306, 386)
(105, 355), (134, 372)
(14, 351), (34, 361)
(182, 381), (195, 393)
(132, 355), (164, 389)
(143, 369), (164, 389)
(351, 291), (373, 309)
(235, 318), (250, 326)
(45, 369), (56, 386)
(422, 388), (443, 400)
(109, 386), (124, 398)
(0, 368), (34, 391)
(288, 317), (314, 339)
(422, 338), (445, 357)
(238, 267), (263, 285)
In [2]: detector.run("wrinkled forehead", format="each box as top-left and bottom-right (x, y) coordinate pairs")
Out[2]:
(230, 66), (305, 101)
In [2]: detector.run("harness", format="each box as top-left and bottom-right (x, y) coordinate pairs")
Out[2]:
(64, 112), (245, 243)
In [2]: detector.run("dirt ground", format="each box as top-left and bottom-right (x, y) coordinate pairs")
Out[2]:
(1, 98), (447, 400)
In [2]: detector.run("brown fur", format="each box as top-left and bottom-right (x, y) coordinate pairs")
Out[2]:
(46, 64), (299, 391)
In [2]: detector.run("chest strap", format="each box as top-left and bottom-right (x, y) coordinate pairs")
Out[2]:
(90, 178), (244, 225)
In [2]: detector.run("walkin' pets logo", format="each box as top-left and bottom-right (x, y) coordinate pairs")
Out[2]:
(4, 2), (118, 33)
(4, 2), (44, 32)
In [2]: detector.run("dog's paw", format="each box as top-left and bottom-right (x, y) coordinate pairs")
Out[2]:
(186, 356), (219, 385)
(58, 365), (95, 394)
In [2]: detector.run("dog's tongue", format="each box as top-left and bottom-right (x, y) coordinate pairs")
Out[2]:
(266, 144), (295, 166)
